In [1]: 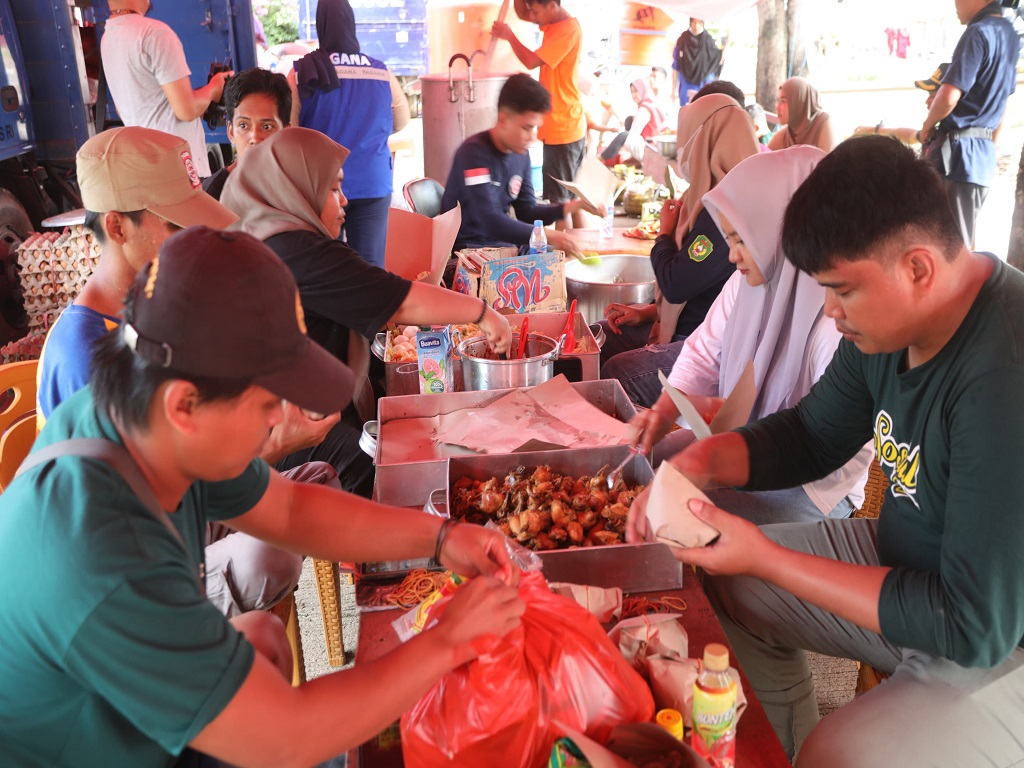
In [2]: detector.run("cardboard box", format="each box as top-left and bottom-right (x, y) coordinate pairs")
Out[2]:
(454, 247), (568, 314)
(384, 204), (461, 286)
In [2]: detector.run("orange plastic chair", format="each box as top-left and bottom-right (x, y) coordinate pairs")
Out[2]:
(0, 359), (39, 491)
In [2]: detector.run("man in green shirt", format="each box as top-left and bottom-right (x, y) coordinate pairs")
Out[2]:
(629, 135), (1024, 765)
(0, 227), (524, 767)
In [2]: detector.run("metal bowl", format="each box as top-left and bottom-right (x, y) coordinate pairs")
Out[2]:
(565, 255), (657, 325)
(651, 134), (677, 159)
(458, 332), (563, 391)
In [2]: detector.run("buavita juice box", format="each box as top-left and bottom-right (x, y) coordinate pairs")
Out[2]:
(415, 326), (454, 394)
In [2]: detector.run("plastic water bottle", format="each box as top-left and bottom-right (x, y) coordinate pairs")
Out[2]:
(692, 643), (737, 768)
(600, 203), (614, 240)
(528, 220), (548, 254)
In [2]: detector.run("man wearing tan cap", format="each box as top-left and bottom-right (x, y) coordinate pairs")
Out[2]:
(37, 126), (327, 619)
(0, 227), (524, 767)
(853, 63), (949, 144)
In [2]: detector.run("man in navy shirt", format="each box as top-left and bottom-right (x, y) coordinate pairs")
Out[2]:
(441, 74), (598, 253)
(919, 0), (1019, 245)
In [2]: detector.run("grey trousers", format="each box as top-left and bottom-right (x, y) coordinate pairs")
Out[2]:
(204, 461), (340, 618)
(704, 519), (1024, 766)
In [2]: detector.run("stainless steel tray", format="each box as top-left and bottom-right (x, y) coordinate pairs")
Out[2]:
(442, 446), (682, 592)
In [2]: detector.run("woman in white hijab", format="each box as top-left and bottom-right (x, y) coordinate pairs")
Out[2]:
(634, 146), (870, 524)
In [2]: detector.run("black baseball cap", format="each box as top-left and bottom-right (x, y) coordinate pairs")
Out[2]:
(122, 227), (354, 415)
(914, 63), (950, 92)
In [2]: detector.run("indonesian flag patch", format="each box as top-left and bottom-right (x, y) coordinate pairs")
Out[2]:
(464, 168), (491, 186)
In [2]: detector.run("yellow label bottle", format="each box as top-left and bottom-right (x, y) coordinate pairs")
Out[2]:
(692, 643), (737, 768)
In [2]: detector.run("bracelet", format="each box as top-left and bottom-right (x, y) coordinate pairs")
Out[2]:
(434, 518), (459, 563)
(473, 298), (487, 325)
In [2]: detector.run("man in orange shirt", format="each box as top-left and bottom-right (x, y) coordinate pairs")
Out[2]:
(493, 0), (587, 215)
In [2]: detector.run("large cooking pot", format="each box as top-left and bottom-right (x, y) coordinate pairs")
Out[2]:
(651, 134), (677, 159)
(458, 332), (564, 391)
(565, 255), (657, 325)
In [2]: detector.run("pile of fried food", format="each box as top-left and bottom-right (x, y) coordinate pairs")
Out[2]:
(449, 465), (644, 550)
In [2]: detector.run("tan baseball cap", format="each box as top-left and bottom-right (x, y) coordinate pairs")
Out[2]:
(77, 127), (238, 229)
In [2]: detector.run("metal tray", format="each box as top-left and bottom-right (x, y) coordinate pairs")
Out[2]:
(373, 378), (638, 468)
(441, 446), (682, 592)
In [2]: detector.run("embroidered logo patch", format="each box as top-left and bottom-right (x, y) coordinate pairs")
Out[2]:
(688, 234), (713, 262)
(180, 151), (200, 188)
(508, 174), (522, 198)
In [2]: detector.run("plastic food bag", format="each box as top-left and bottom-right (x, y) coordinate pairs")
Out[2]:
(401, 572), (655, 768)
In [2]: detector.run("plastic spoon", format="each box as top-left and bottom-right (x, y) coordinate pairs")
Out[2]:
(515, 316), (530, 360)
(561, 299), (577, 354)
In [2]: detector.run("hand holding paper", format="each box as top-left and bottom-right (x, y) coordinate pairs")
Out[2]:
(657, 370), (712, 440)
(645, 462), (721, 549)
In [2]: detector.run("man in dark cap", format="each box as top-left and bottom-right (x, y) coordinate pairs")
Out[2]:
(0, 227), (523, 767)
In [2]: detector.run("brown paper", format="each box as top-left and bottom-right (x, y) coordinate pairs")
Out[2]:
(549, 582), (623, 624)
(384, 204), (461, 286)
(646, 462), (720, 549)
(709, 359), (756, 434)
(554, 722), (711, 768)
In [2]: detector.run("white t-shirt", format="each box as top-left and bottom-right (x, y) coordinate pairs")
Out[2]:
(101, 14), (211, 176)
(668, 272), (870, 513)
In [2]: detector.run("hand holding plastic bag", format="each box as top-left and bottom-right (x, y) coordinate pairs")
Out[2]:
(401, 571), (655, 768)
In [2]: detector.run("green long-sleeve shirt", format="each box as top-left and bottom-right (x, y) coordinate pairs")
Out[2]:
(738, 256), (1024, 668)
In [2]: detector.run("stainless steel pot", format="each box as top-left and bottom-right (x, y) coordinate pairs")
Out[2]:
(651, 134), (677, 159)
(458, 332), (564, 391)
(565, 255), (657, 325)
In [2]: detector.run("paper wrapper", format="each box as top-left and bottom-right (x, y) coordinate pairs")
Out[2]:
(608, 614), (747, 731)
(549, 582), (623, 624)
(646, 462), (720, 549)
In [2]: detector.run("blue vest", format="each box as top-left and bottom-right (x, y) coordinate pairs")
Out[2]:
(300, 52), (394, 199)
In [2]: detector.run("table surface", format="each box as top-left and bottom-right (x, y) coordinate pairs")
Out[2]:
(569, 227), (656, 257)
(348, 567), (791, 768)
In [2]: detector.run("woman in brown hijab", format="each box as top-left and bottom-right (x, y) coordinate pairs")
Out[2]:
(600, 94), (759, 407)
(768, 77), (838, 153)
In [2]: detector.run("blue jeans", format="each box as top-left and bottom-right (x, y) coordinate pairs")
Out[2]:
(343, 195), (391, 270)
(601, 339), (686, 409)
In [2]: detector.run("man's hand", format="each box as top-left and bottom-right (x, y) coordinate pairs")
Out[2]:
(479, 305), (512, 355)
(438, 522), (520, 584)
(564, 198), (604, 218)
(603, 302), (654, 334)
(667, 498), (773, 577)
(491, 20), (514, 41)
(260, 403), (341, 465)
(432, 576), (525, 663)
(209, 70), (233, 102)
(547, 229), (581, 259)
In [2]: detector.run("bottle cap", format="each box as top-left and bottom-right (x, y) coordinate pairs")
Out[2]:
(655, 708), (683, 740)
(533, 219), (543, 227)
(703, 643), (730, 672)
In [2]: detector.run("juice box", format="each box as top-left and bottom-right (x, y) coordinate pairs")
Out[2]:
(415, 326), (454, 394)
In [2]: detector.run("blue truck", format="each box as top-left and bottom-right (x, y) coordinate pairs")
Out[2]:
(0, 0), (257, 342)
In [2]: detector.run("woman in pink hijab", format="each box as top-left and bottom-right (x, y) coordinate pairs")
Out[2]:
(768, 77), (838, 153)
(600, 78), (667, 163)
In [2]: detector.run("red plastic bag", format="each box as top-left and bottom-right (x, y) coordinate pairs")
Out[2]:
(401, 572), (655, 768)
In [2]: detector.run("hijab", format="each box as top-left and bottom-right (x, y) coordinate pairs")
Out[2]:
(701, 145), (827, 421)
(769, 77), (837, 152)
(221, 127), (349, 242)
(630, 77), (665, 136)
(221, 127), (374, 420)
(653, 94), (759, 344)
(293, 0), (360, 99)
(678, 28), (722, 85)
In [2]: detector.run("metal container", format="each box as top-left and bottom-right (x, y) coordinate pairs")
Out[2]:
(442, 446), (682, 592)
(564, 255), (657, 325)
(458, 332), (563, 391)
(589, 322), (607, 349)
(420, 70), (511, 184)
(508, 311), (600, 381)
(651, 134), (677, 159)
(372, 378), (639, 511)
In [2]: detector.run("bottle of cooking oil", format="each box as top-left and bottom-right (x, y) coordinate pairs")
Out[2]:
(692, 643), (737, 767)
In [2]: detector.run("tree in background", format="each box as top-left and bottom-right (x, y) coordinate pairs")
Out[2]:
(756, 0), (809, 111)
(253, 0), (299, 47)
